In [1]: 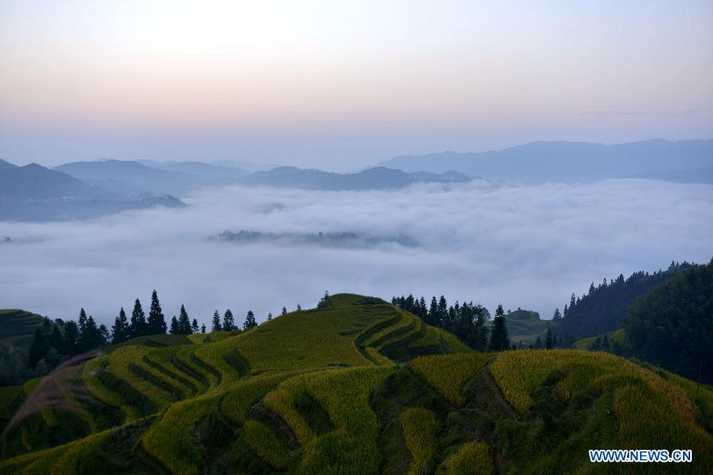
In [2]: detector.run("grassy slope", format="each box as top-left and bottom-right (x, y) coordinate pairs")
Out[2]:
(0, 309), (45, 349)
(488, 309), (552, 345)
(0, 295), (711, 474)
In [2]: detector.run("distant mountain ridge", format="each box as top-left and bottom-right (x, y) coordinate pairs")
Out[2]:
(0, 160), (185, 221)
(379, 139), (713, 184)
(240, 166), (472, 190)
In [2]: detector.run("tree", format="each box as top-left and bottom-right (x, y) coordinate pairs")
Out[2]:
(147, 290), (167, 335)
(297, 304), (302, 311)
(78, 308), (88, 333)
(79, 316), (103, 351)
(244, 311), (257, 330)
(201, 324), (206, 334)
(191, 318), (199, 333)
(169, 316), (179, 334)
(282, 307), (287, 316)
(99, 325), (110, 346)
(489, 304), (510, 352)
(28, 328), (48, 369)
(63, 320), (79, 355)
(601, 333), (610, 351)
(533, 336), (543, 349)
(212, 311), (222, 332)
(427, 297), (438, 326)
(318, 291), (331, 308)
(267, 312), (273, 321)
(545, 328), (553, 349)
(178, 305), (192, 335)
(130, 299), (147, 337)
(552, 308), (562, 321)
(223, 309), (235, 332)
(112, 307), (130, 344)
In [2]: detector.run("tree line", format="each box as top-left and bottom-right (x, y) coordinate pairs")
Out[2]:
(27, 290), (263, 375)
(557, 261), (694, 337)
(392, 295), (511, 351)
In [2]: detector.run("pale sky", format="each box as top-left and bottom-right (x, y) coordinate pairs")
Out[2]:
(1, 0), (712, 170)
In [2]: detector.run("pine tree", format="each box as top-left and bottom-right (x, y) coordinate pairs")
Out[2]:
(111, 307), (130, 344)
(212, 311), (222, 332)
(99, 325), (110, 346)
(552, 308), (562, 321)
(147, 290), (167, 335)
(78, 308), (88, 333)
(545, 328), (553, 349)
(489, 304), (510, 352)
(178, 305), (192, 335)
(533, 335), (543, 349)
(169, 316), (179, 334)
(63, 320), (79, 355)
(244, 310), (257, 330)
(28, 328), (48, 369)
(281, 307), (287, 316)
(297, 304), (302, 311)
(267, 312), (273, 321)
(191, 318), (199, 333)
(438, 296), (448, 325)
(201, 324), (206, 334)
(601, 334), (610, 351)
(130, 299), (147, 337)
(427, 296), (438, 326)
(79, 316), (102, 351)
(223, 309), (234, 331)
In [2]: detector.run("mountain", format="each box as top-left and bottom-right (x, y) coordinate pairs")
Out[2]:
(137, 160), (249, 179)
(558, 262), (695, 338)
(211, 159), (281, 173)
(0, 294), (711, 473)
(0, 160), (186, 221)
(240, 166), (472, 190)
(629, 164), (713, 184)
(56, 159), (219, 197)
(379, 139), (713, 184)
(0, 162), (107, 200)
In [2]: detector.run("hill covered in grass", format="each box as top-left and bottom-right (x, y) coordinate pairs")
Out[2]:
(0, 294), (711, 474)
(0, 310), (45, 350)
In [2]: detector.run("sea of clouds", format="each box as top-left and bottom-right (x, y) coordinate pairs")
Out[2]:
(1, 179), (712, 327)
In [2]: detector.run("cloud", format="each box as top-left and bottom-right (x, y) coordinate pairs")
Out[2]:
(1, 179), (711, 327)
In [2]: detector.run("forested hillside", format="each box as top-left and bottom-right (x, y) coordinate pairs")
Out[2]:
(558, 262), (694, 337)
(623, 260), (713, 384)
(0, 294), (711, 474)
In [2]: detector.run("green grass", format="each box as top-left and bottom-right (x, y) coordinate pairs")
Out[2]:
(238, 304), (395, 373)
(141, 393), (220, 475)
(401, 407), (440, 475)
(0, 384), (23, 419)
(411, 353), (492, 406)
(3, 295), (712, 474)
(243, 419), (290, 470)
(220, 373), (289, 426)
(82, 355), (138, 421)
(441, 441), (492, 475)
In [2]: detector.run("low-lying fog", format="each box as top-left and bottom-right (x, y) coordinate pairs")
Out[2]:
(1, 179), (712, 327)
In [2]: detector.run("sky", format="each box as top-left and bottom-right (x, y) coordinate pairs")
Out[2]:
(1, 179), (711, 328)
(1, 0), (712, 171)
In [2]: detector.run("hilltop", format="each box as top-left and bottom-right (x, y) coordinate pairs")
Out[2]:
(0, 294), (711, 474)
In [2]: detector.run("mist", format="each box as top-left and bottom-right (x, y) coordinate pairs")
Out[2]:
(1, 179), (711, 327)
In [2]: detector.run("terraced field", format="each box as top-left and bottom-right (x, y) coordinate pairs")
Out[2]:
(1, 294), (711, 474)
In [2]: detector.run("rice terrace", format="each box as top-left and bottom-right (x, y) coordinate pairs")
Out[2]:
(0, 294), (710, 474)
